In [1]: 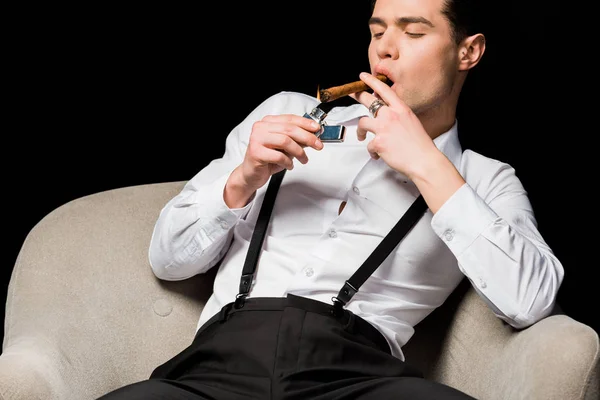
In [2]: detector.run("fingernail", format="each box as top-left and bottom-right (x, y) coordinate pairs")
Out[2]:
(315, 139), (324, 150)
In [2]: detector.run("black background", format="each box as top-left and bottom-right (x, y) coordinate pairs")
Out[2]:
(5, 1), (596, 348)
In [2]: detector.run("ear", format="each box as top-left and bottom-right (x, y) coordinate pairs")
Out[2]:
(458, 33), (486, 71)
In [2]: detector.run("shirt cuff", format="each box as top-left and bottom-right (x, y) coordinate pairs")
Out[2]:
(430, 183), (498, 256)
(187, 173), (254, 238)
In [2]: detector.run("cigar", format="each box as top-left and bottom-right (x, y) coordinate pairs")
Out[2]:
(318, 74), (391, 103)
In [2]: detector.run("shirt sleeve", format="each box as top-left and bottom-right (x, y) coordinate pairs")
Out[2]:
(148, 171), (253, 281)
(147, 91), (317, 281)
(430, 161), (564, 329)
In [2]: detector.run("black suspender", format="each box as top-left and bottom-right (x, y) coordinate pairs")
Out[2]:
(234, 169), (428, 311)
(331, 194), (427, 315)
(235, 169), (287, 308)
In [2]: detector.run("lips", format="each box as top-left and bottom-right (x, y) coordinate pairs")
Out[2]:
(374, 66), (394, 84)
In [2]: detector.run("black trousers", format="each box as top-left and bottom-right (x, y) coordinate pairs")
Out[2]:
(97, 294), (476, 399)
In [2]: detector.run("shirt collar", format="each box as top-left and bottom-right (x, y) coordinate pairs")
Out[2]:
(432, 120), (462, 170)
(325, 104), (463, 170)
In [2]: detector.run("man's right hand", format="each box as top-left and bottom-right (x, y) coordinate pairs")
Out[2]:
(224, 114), (324, 209)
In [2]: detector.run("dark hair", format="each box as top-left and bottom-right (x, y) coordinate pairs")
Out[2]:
(370, 0), (484, 44)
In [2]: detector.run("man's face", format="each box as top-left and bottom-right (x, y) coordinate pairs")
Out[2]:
(368, 0), (461, 116)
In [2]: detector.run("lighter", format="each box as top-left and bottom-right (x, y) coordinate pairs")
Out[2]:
(303, 102), (345, 143)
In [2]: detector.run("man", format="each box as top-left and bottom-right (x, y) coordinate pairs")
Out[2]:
(99, 0), (564, 398)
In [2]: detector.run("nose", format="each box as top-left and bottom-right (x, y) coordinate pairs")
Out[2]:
(375, 31), (399, 60)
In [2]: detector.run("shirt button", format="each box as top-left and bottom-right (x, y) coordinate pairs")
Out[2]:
(479, 277), (487, 289)
(443, 229), (454, 241)
(353, 186), (360, 195)
(329, 229), (338, 238)
(304, 267), (314, 277)
(220, 221), (228, 229)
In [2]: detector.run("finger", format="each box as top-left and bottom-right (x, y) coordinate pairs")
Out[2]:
(356, 117), (374, 142)
(356, 115), (378, 141)
(261, 132), (310, 164)
(357, 72), (404, 110)
(262, 114), (321, 131)
(367, 140), (380, 160)
(356, 123), (368, 142)
(263, 114), (321, 136)
(254, 146), (296, 170)
(349, 90), (377, 111)
(262, 114), (324, 150)
(350, 89), (393, 120)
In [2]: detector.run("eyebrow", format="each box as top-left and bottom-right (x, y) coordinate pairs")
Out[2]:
(368, 16), (435, 28)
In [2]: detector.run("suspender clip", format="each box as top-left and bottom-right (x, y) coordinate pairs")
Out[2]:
(337, 280), (358, 304)
(331, 296), (344, 317)
(234, 293), (247, 309)
(331, 280), (358, 316)
(239, 274), (253, 294)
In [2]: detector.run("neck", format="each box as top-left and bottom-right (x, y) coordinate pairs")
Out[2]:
(418, 79), (463, 139)
(418, 102), (457, 140)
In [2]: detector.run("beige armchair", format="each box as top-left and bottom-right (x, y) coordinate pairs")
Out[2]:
(1, 182), (598, 400)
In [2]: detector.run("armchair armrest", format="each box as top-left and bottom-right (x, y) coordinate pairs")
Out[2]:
(1, 182), (217, 400)
(496, 314), (599, 400)
(404, 281), (599, 400)
(0, 340), (61, 400)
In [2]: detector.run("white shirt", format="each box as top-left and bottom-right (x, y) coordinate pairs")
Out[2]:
(148, 91), (564, 361)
